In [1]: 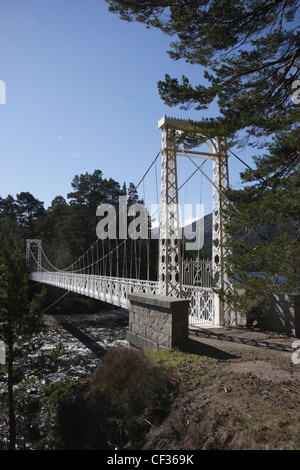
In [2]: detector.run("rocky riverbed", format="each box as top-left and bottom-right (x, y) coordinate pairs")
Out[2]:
(0, 309), (129, 449)
(41, 309), (129, 381)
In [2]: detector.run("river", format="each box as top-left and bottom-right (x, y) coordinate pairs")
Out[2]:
(0, 308), (129, 449)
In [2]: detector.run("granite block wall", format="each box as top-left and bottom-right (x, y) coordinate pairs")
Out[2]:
(127, 293), (189, 350)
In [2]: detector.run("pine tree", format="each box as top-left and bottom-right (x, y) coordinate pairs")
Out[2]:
(0, 223), (45, 449)
(106, 0), (300, 323)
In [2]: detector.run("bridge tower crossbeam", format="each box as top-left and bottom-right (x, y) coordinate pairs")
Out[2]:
(26, 239), (42, 272)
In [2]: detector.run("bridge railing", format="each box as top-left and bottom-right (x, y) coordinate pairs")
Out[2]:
(29, 271), (214, 325)
(182, 285), (213, 324)
(29, 271), (160, 309)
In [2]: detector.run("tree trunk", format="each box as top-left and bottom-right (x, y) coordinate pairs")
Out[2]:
(7, 339), (16, 450)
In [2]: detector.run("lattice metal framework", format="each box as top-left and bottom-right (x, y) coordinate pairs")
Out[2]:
(26, 239), (42, 272)
(211, 138), (232, 325)
(157, 115), (232, 325)
(182, 258), (211, 288)
(158, 116), (182, 297)
(29, 269), (213, 324)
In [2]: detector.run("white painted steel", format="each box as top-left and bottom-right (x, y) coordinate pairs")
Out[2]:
(30, 271), (213, 325)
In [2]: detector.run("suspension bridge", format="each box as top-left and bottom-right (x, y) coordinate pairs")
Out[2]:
(27, 116), (236, 327)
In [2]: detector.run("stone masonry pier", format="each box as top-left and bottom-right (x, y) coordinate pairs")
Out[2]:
(127, 293), (189, 351)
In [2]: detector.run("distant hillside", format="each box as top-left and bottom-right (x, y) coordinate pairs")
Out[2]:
(151, 213), (213, 259)
(182, 212), (212, 259)
(151, 212), (299, 262)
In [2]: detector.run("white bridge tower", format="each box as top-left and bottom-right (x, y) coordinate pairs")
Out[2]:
(157, 115), (232, 325)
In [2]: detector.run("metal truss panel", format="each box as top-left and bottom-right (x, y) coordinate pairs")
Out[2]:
(211, 138), (235, 325)
(26, 239), (42, 272)
(158, 125), (182, 297)
(157, 116), (236, 325)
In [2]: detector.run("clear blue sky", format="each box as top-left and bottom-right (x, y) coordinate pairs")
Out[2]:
(0, 0), (255, 217)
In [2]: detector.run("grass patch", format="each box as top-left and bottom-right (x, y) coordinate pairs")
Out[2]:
(146, 348), (218, 387)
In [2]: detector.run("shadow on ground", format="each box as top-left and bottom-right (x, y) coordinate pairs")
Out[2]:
(185, 336), (239, 360)
(61, 321), (107, 357)
(190, 327), (293, 353)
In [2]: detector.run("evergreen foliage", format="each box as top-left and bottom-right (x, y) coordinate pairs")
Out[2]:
(0, 169), (158, 293)
(106, 0), (300, 322)
(0, 223), (45, 449)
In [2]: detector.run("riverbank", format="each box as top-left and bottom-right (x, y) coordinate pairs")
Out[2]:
(142, 326), (300, 450)
(2, 311), (300, 450)
(0, 309), (130, 449)
(43, 309), (129, 325)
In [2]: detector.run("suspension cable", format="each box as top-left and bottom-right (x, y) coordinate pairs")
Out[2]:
(228, 149), (253, 171)
(33, 148), (224, 276)
(34, 162), (206, 275)
(60, 151), (161, 273)
(177, 145), (240, 214)
(41, 247), (60, 272)
(64, 157), (208, 275)
(29, 248), (46, 272)
(42, 290), (70, 314)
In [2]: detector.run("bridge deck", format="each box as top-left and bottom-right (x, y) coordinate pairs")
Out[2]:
(30, 271), (214, 325)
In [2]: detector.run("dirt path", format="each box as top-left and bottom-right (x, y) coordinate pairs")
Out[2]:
(189, 326), (300, 380)
(144, 326), (300, 450)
